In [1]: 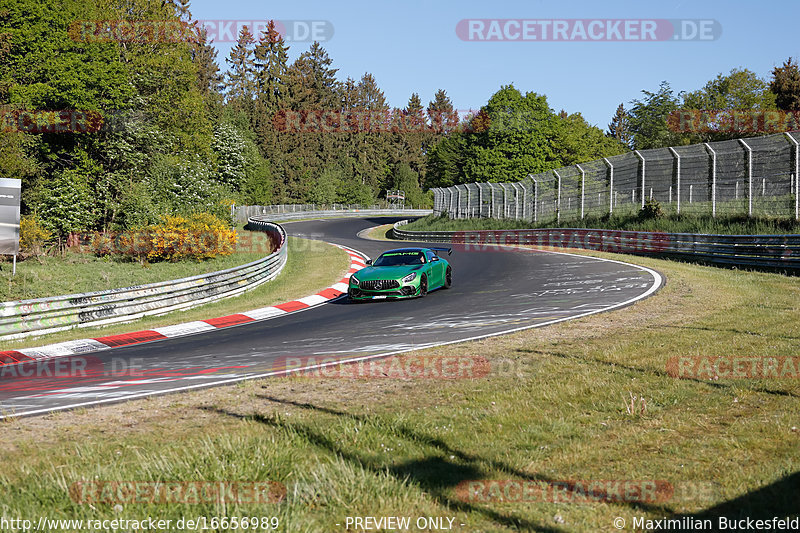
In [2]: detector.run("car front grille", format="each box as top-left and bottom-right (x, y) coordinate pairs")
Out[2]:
(360, 279), (400, 291)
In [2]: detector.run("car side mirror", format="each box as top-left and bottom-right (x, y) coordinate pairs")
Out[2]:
(431, 256), (439, 261)
(366, 259), (372, 265)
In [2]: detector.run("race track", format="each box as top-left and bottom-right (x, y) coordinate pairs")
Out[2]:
(0, 217), (663, 418)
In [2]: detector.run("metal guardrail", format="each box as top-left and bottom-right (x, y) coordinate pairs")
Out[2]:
(244, 208), (432, 223)
(0, 221), (288, 340)
(392, 220), (800, 272)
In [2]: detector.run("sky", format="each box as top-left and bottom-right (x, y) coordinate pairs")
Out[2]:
(188, 0), (800, 129)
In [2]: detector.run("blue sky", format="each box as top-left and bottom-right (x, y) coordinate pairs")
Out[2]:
(188, 0), (799, 129)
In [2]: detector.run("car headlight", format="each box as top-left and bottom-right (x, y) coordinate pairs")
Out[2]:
(401, 272), (416, 283)
(351, 275), (359, 285)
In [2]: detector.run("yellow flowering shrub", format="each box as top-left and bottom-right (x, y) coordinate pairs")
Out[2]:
(20, 214), (52, 256)
(91, 213), (237, 262)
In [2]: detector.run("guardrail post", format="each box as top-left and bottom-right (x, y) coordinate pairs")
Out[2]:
(668, 147), (681, 214)
(634, 150), (645, 209)
(704, 143), (717, 218)
(785, 132), (799, 220)
(738, 138), (753, 217)
(602, 158), (614, 215)
(576, 164), (585, 219)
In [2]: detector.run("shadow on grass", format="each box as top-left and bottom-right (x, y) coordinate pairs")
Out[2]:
(518, 348), (800, 399)
(202, 395), (677, 532)
(659, 323), (800, 342)
(671, 471), (800, 523)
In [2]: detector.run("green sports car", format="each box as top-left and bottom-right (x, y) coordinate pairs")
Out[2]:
(348, 247), (452, 301)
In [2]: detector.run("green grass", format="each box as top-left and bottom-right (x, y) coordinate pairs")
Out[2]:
(1, 252), (798, 531)
(0, 237), (349, 351)
(405, 211), (800, 235)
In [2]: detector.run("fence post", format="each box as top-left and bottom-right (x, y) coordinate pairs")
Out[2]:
(477, 185), (483, 218)
(785, 132), (799, 220)
(704, 143), (717, 218)
(466, 185), (471, 218)
(634, 150), (645, 209)
(576, 164), (585, 219)
(532, 176), (539, 223)
(669, 147), (681, 214)
(603, 158), (614, 215)
(553, 170), (562, 222)
(522, 181), (528, 220)
(738, 138), (753, 217)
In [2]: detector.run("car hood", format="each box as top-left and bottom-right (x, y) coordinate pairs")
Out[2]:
(353, 264), (423, 281)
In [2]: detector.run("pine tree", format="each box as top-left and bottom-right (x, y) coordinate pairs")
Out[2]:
(770, 57), (800, 111)
(427, 89), (458, 133)
(193, 27), (224, 106)
(253, 20), (290, 114)
(225, 27), (256, 114)
(607, 103), (632, 147)
(284, 42), (339, 110)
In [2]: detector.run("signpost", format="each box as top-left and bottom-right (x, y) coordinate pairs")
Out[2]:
(386, 189), (406, 209)
(0, 178), (21, 275)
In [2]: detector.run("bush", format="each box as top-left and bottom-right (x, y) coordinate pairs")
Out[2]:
(639, 198), (665, 220)
(19, 214), (52, 257)
(91, 213), (237, 263)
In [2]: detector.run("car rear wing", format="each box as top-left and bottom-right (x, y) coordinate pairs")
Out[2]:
(429, 247), (452, 256)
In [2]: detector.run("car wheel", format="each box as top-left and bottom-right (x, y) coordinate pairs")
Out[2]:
(418, 275), (428, 297)
(443, 266), (452, 289)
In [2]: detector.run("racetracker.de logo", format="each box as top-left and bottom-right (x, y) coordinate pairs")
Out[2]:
(455, 479), (717, 504)
(449, 229), (671, 254)
(69, 481), (286, 504)
(456, 19), (721, 41)
(69, 19), (334, 43)
(200, 20), (334, 43)
(272, 355), (490, 379)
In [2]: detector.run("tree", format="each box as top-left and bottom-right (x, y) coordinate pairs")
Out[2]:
(192, 26), (224, 108)
(607, 103), (632, 147)
(461, 85), (559, 182)
(391, 163), (428, 207)
(225, 26), (256, 114)
(770, 57), (800, 111)
(309, 165), (342, 205)
(253, 20), (289, 115)
(284, 42), (339, 110)
(427, 89), (459, 133)
(683, 68), (776, 111)
(628, 81), (684, 149)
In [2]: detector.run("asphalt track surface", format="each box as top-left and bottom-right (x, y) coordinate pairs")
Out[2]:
(0, 217), (663, 418)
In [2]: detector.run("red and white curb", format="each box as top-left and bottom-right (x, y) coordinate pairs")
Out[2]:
(0, 244), (367, 366)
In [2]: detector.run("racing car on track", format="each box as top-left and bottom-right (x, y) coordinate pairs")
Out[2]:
(348, 247), (452, 301)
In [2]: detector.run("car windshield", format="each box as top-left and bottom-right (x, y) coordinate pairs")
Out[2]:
(373, 251), (426, 266)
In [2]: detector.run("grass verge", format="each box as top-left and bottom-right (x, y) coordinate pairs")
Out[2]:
(0, 237), (349, 351)
(406, 212), (800, 235)
(0, 250), (797, 531)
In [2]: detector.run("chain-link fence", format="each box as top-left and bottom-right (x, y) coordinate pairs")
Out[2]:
(432, 132), (800, 222)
